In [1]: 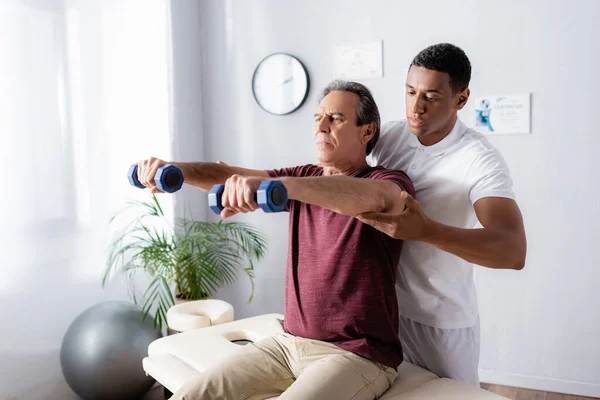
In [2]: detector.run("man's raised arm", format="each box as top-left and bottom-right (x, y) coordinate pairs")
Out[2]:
(281, 175), (412, 217)
(135, 157), (269, 194)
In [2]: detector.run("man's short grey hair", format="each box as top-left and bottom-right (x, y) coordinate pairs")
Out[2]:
(318, 80), (380, 156)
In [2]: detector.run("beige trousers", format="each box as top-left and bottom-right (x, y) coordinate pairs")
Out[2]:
(170, 332), (398, 400)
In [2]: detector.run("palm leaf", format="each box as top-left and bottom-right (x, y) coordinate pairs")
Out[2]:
(104, 195), (268, 331)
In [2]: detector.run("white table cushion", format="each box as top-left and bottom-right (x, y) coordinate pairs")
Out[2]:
(143, 354), (200, 394)
(149, 313), (285, 374)
(144, 314), (507, 399)
(166, 299), (234, 332)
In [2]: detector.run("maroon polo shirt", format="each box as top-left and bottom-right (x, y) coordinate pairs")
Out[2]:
(267, 164), (415, 369)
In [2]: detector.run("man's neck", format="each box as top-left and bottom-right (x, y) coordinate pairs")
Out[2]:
(321, 160), (369, 176)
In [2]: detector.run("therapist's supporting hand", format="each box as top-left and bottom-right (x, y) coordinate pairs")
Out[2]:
(357, 191), (433, 241)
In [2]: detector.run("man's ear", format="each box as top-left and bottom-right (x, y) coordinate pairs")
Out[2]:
(456, 88), (470, 111)
(361, 123), (376, 144)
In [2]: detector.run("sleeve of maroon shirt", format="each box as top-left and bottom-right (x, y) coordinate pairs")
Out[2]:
(366, 168), (416, 199)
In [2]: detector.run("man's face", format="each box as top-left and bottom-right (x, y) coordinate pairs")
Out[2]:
(405, 66), (469, 145)
(313, 91), (372, 165)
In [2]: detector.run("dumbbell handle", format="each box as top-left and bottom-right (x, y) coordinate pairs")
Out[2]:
(209, 181), (288, 214)
(128, 163), (184, 193)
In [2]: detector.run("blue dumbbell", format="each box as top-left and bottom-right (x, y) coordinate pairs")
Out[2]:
(128, 163), (184, 193)
(208, 181), (288, 214)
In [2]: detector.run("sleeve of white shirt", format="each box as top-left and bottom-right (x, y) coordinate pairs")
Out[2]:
(466, 141), (516, 205)
(367, 121), (398, 167)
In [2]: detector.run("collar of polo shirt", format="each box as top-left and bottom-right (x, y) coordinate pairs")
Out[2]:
(408, 118), (467, 157)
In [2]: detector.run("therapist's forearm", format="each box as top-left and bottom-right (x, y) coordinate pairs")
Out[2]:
(423, 221), (526, 270)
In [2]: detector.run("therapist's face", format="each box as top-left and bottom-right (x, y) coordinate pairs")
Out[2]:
(405, 66), (470, 146)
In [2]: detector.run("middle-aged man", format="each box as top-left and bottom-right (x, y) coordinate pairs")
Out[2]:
(359, 43), (527, 387)
(136, 80), (415, 400)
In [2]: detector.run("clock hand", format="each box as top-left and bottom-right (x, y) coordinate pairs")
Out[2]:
(281, 76), (294, 85)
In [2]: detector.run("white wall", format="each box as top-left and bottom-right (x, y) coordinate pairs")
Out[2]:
(169, 0), (208, 223)
(0, 1), (173, 398)
(188, 0), (600, 397)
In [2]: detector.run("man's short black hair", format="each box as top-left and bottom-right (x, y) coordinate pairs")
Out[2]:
(411, 43), (471, 93)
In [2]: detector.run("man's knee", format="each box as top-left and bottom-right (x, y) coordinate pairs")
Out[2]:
(169, 346), (258, 399)
(171, 339), (293, 400)
(169, 372), (220, 400)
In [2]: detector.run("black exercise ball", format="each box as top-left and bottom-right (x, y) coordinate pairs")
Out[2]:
(60, 301), (162, 400)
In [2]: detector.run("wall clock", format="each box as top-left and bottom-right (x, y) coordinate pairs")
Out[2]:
(251, 53), (309, 115)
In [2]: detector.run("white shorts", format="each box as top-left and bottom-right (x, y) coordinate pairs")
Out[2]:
(399, 315), (481, 387)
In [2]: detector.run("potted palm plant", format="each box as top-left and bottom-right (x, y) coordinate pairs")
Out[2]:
(103, 195), (267, 331)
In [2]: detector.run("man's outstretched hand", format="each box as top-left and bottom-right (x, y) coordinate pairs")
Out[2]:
(356, 191), (434, 241)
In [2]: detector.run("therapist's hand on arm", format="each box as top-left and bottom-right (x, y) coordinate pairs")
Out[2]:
(357, 194), (527, 270)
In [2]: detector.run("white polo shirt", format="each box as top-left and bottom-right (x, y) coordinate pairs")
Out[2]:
(367, 118), (515, 329)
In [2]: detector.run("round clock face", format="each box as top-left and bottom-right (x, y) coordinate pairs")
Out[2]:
(252, 53), (309, 115)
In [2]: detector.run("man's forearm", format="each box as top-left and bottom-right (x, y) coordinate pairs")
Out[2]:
(280, 176), (403, 217)
(171, 162), (233, 192)
(424, 221), (526, 270)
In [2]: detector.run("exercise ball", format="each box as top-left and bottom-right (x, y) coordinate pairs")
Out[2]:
(60, 301), (162, 400)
